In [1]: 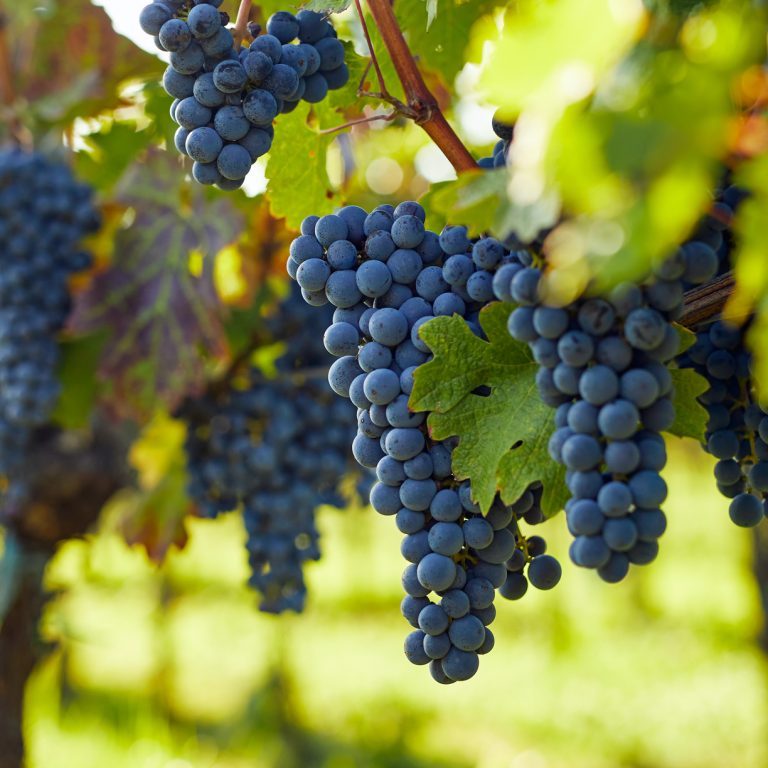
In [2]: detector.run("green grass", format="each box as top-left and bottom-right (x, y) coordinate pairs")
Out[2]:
(23, 439), (768, 768)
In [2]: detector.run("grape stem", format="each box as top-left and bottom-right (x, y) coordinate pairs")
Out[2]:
(318, 109), (398, 135)
(351, 0), (420, 123)
(232, 0), (253, 49)
(359, 0), (478, 173)
(353, 0), (388, 97)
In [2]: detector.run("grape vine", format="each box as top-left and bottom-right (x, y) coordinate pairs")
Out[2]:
(0, 4), (765, 739)
(139, 1), (348, 190)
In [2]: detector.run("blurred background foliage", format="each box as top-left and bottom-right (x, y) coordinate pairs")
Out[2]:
(0, 0), (767, 766)
(14, 441), (768, 768)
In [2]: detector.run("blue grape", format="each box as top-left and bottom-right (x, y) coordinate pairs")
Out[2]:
(323, 322), (359, 357)
(240, 89), (277, 126)
(170, 42), (205, 75)
(327, 64), (351, 91)
(244, 51), (274, 83)
(239, 127), (272, 161)
(181, 288), (364, 612)
(356, 260), (392, 298)
(358, 341), (393, 372)
(284, 201), (561, 683)
(213, 60), (248, 93)
(404, 630), (431, 665)
(325, 270), (362, 308)
(527, 555), (561, 589)
(578, 365), (619, 406)
(729, 493), (763, 527)
(267, 11), (300, 43)
(462, 517), (494, 549)
(214, 105), (251, 141)
(187, 4), (221, 39)
(159, 18), (192, 51)
(597, 552), (630, 583)
(417, 553), (457, 591)
(315, 36), (346, 71)
(140, 4), (173, 35)
(448, 615), (485, 651)
(427, 521), (464, 555)
(424, 633), (452, 660)
(418, 604), (450, 635)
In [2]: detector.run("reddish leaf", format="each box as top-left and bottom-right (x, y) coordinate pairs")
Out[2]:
(9, 0), (162, 126)
(119, 461), (192, 564)
(70, 152), (244, 421)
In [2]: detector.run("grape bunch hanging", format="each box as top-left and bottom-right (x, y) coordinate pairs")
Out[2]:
(180, 286), (368, 614)
(139, 2), (348, 190)
(680, 319), (768, 526)
(677, 186), (768, 527)
(0, 148), (98, 514)
(288, 200), (562, 684)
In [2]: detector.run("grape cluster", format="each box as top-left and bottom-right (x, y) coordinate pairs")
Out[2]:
(287, 201), (561, 682)
(679, 319), (768, 527)
(139, 2), (348, 190)
(498, 224), (723, 581)
(181, 287), (362, 613)
(0, 148), (98, 511)
(477, 110), (513, 169)
(684, 183), (747, 281)
(675, 184), (766, 527)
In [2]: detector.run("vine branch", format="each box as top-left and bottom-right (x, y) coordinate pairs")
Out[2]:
(232, 0), (253, 49)
(318, 110), (398, 135)
(353, 0), (387, 95)
(680, 272), (740, 328)
(361, 0), (478, 174)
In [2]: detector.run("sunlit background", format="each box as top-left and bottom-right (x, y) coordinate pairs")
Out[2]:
(15, 438), (768, 768)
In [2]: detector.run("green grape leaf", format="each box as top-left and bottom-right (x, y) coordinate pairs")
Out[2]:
(52, 332), (107, 430)
(265, 41), (368, 228)
(303, 0), (352, 11)
(475, 0), (643, 117)
(397, 0), (508, 86)
(675, 323), (697, 355)
(69, 152), (242, 421)
(421, 171), (504, 238)
(421, 169), (559, 243)
(73, 121), (158, 193)
(668, 367), (709, 443)
(266, 104), (340, 228)
(466, 2), (766, 292)
(410, 303), (568, 516)
(7, 0), (161, 129)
